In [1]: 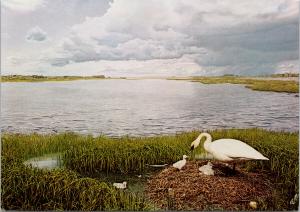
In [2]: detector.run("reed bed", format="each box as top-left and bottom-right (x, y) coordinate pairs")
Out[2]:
(2, 133), (154, 210)
(191, 76), (299, 93)
(62, 132), (202, 174)
(2, 162), (150, 210)
(1, 129), (299, 210)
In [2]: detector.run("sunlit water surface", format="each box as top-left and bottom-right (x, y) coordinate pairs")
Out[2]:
(1, 79), (298, 136)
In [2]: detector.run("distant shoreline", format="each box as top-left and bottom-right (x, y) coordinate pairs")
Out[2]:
(167, 75), (299, 93)
(1, 73), (298, 82)
(1, 74), (299, 93)
(0, 75), (105, 82)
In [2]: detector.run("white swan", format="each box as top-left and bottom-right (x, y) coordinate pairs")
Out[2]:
(173, 155), (188, 170)
(191, 133), (268, 170)
(199, 161), (214, 175)
(113, 181), (127, 189)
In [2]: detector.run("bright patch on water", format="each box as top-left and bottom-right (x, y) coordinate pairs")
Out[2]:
(24, 154), (62, 170)
(1, 79), (298, 136)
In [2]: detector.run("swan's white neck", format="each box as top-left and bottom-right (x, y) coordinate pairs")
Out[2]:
(198, 133), (212, 151)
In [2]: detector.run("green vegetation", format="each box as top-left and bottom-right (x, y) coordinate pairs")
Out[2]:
(2, 129), (299, 210)
(188, 76), (299, 93)
(63, 133), (198, 175)
(2, 165), (150, 210)
(1, 75), (105, 82)
(2, 133), (152, 210)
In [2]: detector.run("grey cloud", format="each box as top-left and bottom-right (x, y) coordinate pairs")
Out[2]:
(50, 37), (207, 66)
(26, 26), (47, 42)
(195, 16), (298, 52)
(50, 58), (70, 66)
(46, 0), (298, 76)
(188, 14), (299, 75)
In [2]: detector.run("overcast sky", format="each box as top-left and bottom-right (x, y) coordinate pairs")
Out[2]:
(1, 0), (299, 76)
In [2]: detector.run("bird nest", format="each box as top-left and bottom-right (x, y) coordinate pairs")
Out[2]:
(145, 161), (274, 210)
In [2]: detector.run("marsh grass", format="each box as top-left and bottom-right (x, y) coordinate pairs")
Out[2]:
(245, 80), (299, 93)
(168, 76), (299, 93)
(2, 133), (154, 210)
(62, 132), (201, 175)
(2, 129), (299, 210)
(190, 76), (299, 93)
(2, 162), (151, 210)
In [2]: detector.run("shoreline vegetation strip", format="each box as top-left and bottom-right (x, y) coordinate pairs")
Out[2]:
(1, 74), (299, 93)
(0, 75), (107, 82)
(168, 75), (299, 93)
(1, 128), (299, 210)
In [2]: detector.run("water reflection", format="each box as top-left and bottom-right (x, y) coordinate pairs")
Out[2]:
(1, 79), (299, 136)
(23, 154), (61, 170)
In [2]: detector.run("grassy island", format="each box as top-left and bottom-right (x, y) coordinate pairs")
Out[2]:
(169, 75), (299, 93)
(2, 129), (298, 210)
(192, 76), (299, 93)
(0, 75), (106, 82)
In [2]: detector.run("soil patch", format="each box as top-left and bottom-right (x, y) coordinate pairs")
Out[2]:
(145, 161), (274, 210)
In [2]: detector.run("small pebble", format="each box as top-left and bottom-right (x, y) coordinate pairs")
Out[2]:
(249, 201), (257, 209)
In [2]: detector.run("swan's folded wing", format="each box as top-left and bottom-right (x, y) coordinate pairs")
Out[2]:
(210, 139), (268, 160)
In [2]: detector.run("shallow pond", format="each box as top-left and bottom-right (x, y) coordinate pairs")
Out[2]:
(2, 79), (298, 136)
(24, 154), (62, 170)
(24, 153), (162, 194)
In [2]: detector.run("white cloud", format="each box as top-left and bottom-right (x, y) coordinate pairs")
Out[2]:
(26, 26), (47, 42)
(3, 0), (299, 76)
(3, 50), (203, 76)
(276, 60), (299, 73)
(44, 0), (298, 74)
(1, 0), (45, 12)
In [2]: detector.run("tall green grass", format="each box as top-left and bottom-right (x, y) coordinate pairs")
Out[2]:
(63, 133), (201, 174)
(1, 133), (154, 210)
(2, 162), (150, 210)
(2, 129), (299, 210)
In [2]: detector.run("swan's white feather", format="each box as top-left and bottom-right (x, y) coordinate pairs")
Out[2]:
(208, 139), (268, 161)
(172, 155), (187, 170)
(199, 162), (214, 175)
(173, 159), (186, 170)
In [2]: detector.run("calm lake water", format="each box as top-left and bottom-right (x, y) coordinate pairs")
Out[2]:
(1, 79), (298, 136)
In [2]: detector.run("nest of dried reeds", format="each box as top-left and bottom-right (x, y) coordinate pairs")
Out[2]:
(145, 160), (274, 210)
